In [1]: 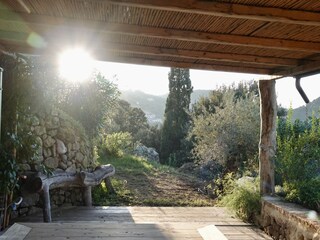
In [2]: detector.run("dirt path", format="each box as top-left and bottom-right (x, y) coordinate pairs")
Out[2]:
(114, 168), (216, 206)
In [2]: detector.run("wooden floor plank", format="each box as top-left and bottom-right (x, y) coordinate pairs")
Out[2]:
(16, 207), (272, 240)
(0, 223), (31, 240)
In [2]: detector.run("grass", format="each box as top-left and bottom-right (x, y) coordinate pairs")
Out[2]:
(92, 155), (216, 207)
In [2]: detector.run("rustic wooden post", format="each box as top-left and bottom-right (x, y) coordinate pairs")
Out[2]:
(259, 80), (277, 195)
(83, 186), (92, 207)
(42, 184), (51, 222)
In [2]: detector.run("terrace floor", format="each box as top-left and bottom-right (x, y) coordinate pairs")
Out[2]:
(3, 206), (272, 239)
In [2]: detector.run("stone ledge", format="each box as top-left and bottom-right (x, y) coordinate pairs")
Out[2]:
(261, 196), (320, 240)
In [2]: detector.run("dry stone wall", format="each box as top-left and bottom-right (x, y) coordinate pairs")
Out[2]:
(19, 108), (95, 173)
(261, 196), (320, 240)
(18, 108), (96, 216)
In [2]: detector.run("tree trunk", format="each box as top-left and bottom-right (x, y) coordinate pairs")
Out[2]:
(259, 80), (277, 195)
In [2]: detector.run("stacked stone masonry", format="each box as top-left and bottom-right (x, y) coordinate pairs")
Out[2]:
(261, 196), (320, 240)
(18, 108), (96, 216)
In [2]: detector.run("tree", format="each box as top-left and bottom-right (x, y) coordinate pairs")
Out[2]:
(58, 72), (119, 138)
(104, 100), (160, 150)
(160, 68), (193, 165)
(191, 82), (260, 172)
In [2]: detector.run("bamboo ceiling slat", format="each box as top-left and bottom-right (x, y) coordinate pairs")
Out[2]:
(252, 23), (320, 42)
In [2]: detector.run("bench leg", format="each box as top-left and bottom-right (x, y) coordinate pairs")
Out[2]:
(104, 177), (116, 194)
(83, 186), (92, 207)
(42, 185), (51, 223)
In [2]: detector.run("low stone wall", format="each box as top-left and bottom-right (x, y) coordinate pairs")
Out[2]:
(261, 196), (320, 240)
(17, 107), (96, 217)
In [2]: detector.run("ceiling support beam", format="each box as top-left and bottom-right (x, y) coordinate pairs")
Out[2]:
(1, 10), (320, 53)
(100, 55), (271, 75)
(0, 47), (271, 75)
(0, 39), (300, 67)
(104, 43), (299, 67)
(106, 0), (320, 27)
(274, 61), (320, 77)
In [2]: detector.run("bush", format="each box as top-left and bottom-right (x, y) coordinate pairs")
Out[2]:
(191, 90), (260, 171)
(98, 132), (133, 158)
(217, 174), (261, 223)
(276, 112), (320, 211)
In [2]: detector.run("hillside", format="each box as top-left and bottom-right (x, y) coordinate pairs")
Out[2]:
(292, 97), (320, 121)
(120, 90), (211, 124)
(120, 90), (166, 124)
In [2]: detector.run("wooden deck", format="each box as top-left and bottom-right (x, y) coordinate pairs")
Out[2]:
(3, 207), (272, 239)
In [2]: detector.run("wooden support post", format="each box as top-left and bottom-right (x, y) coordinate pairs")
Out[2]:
(259, 80), (277, 195)
(42, 185), (51, 223)
(104, 177), (116, 194)
(83, 186), (92, 207)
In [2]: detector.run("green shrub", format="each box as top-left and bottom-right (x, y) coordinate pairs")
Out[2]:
(217, 174), (261, 223)
(276, 112), (320, 211)
(98, 132), (133, 158)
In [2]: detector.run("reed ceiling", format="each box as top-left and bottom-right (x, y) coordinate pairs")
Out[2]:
(1, 0), (320, 77)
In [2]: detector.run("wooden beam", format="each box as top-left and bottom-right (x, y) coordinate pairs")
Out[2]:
(105, 43), (299, 67)
(1, 10), (320, 52)
(273, 61), (320, 77)
(0, 39), (300, 67)
(0, 43), (271, 74)
(99, 55), (271, 75)
(107, 0), (320, 27)
(259, 80), (276, 196)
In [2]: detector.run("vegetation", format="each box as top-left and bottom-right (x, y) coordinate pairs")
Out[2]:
(160, 68), (193, 166)
(191, 82), (260, 173)
(97, 132), (134, 158)
(276, 110), (320, 211)
(58, 72), (119, 138)
(104, 99), (161, 151)
(217, 174), (261, 223)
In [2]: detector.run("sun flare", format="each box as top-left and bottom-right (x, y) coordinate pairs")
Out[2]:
(58, 48), (94, 83)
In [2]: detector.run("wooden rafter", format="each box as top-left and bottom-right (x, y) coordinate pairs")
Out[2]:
(273, 60), (320, 77)
(0, 45), (271, 75)
(100, 55), (272, 75)
(107, 0), (320, 27)
(0, 39), (301, 67)
(1, 10), (320, 53)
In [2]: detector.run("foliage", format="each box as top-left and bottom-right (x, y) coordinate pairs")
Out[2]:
(92, 179), (134, 206)
(217, 174), (261, 223)
(191, 89), (225, 116)
(276, 111), (320, 211)
(0, 54), (44, 169)
(160, 68), (193, 166)
(58, 72), (119, 138)
(104, 99), (160, 150)
(191, 82), (260, 172)
(97, 132), (133, 158)
(0, 147), (18, 194)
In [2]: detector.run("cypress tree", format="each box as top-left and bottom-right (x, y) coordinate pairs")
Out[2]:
(160, 68), (193, 165)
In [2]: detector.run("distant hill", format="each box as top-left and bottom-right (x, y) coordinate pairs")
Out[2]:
(120, 90), (166, 125)
(120, 90), (211, 124)
(292, 97), (320, 121)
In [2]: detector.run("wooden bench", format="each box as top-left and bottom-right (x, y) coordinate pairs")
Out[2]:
(21, 164), (115, 222)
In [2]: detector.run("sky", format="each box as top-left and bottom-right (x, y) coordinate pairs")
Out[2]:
(94, 61), (320, 109)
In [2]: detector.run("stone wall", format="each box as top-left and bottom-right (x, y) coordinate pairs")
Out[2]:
(261, 196), (320, 240)
(18, 107), (96, 216)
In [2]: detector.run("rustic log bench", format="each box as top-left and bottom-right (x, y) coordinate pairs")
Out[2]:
(21, 164), (115, 222)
